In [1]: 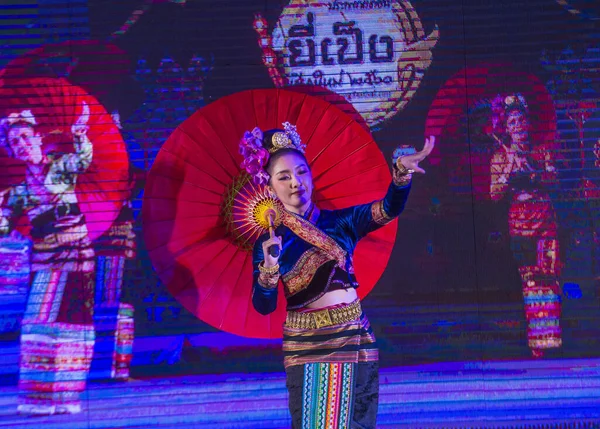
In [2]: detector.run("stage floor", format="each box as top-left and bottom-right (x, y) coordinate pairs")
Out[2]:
(1, 359), (599, 428)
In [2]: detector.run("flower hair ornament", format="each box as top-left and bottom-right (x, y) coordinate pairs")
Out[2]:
(238, 121), (306, 185)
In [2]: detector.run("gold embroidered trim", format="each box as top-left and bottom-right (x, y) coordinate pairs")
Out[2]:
(395, 157), (411, 174)
(33, 223), (89, 250)
(285, 299), (362, 330)
(282, 212), (347, 267)
(371, 200), (394, 226)
(392, 167), (412, 187)
(282, 248), (336, 297)
(106, 223), (134, 237)
(258, 271), (279, 289)
(259, 262), (279, 275)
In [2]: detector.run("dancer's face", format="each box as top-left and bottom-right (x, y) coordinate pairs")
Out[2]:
(268, 151), (313, 215)
(506, 110), (529, 144)
(6, 124), (44, 164)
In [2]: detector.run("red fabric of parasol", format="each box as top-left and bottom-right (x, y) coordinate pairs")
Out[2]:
(0, 77), (129, 240)
(143, 89), (397, 339)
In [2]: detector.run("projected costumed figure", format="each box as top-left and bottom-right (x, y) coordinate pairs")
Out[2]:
(0, 104), (95, 415)
(489, 94), (562, 358)
(243, 125), (434, 428)
(0, 41), (142, 380)
(0, 75), (129, 414)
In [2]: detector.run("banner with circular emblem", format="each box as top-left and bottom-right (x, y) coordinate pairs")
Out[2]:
(254, 0), (439, 128)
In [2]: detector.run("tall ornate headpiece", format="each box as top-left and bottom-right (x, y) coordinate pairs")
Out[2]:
(268, 122), (305, 154)
(238, 121), (306, 185)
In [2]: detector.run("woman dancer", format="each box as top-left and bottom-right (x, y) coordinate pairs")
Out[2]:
(489, 94), (562, 357)
(240, 123), (434, 428)
(0, 104), (96, 415)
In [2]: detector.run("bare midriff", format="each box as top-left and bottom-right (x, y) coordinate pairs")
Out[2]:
(305, 288), (358, 309)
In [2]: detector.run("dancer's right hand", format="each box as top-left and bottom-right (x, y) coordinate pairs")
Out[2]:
(72, 102), (90, 138)
(262, 235), (282, 268)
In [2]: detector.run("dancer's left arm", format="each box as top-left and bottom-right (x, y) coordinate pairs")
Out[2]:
(337, 136), (435, 243)
(45, 102), (94, 194)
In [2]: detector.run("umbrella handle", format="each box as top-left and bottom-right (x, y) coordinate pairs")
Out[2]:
(266, 210), (280, 259)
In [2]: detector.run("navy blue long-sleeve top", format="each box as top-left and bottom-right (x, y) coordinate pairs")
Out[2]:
(252, 178), (411, 315)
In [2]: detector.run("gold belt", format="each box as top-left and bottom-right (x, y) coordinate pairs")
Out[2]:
(285, 299), (362, 330)
(34, 224), (89, 250)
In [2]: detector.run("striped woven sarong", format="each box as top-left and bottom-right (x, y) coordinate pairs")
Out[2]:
(283, 300), (379, 429)
(18, 267), (96, 415)
(18, 322), (95, 414)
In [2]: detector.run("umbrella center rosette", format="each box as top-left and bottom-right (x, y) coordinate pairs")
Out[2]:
(221, 173), (285, 251)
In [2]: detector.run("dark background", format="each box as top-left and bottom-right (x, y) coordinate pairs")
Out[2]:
(1, 0), (600, 376)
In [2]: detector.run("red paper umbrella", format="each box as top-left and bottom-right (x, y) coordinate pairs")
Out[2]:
(0, 77), (129, 240)
(424, 63), (558, 200)
(143, 88), (397, 339)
